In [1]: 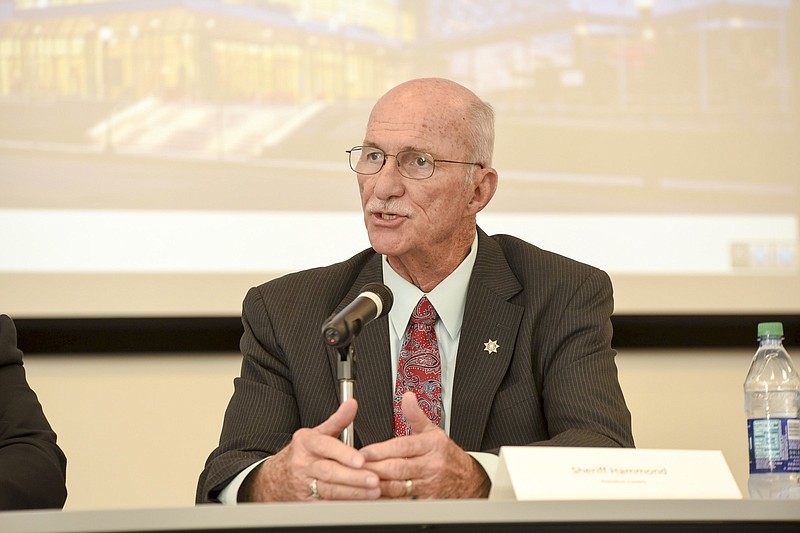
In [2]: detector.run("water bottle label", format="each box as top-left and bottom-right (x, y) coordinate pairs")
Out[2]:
(747, 418), (800, 474)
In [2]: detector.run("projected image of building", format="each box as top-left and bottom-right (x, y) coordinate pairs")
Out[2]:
(0, 0), (796, 213)
(0, 1), (796, 317)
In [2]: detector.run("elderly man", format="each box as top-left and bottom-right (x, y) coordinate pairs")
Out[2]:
(197, 78), (633, 503)
(0, 314), (67, 510)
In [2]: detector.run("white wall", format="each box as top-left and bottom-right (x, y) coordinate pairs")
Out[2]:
(23, 353), (241, 510)
(22, 348), (755, 510)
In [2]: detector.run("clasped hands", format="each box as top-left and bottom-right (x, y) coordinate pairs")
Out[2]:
(241, 392), (490, 502)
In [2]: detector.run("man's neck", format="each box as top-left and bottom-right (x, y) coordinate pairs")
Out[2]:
(386, 229), (475, 293)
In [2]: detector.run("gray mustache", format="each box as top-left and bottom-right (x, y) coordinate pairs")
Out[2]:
(366, 200), (409, 217)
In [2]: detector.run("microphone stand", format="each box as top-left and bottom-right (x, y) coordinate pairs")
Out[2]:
(336, 344), (355, 447)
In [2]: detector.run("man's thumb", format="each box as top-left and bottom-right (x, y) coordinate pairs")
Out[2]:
(316, 398), (358, 436)
(401, 391), (437, 434)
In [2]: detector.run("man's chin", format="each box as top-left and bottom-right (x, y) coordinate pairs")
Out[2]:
(367, 232), (407, 257)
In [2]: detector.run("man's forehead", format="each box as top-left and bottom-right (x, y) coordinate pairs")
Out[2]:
(365, 106), (466, 153)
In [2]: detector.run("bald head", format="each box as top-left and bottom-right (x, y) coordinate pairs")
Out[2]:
(374, 78), (477, 111)
(368, 78), (495, 167)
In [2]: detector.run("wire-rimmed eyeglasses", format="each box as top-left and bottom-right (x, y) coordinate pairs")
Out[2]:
(346, 146), (482, 180)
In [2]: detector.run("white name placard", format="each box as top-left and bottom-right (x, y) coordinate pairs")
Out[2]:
(489, 447), (742, 501)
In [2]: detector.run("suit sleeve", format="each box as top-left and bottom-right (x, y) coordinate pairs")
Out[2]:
(0, 315), (68, 510)
(195, 287), (300, 503)
(536, 269), (634, 448)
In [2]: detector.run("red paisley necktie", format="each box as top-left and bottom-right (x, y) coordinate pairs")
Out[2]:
(393, 296), (442, 436)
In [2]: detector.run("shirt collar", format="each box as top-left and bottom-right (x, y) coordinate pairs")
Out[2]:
(382, 232), (478, 342)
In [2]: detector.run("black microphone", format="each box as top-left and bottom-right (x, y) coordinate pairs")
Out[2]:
(322, 283), (393, 348)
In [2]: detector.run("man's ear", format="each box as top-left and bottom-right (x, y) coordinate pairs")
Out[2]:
(468, 167), (498, 215)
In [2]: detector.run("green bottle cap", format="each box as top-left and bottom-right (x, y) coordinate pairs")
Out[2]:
(757, 322), (784, 337)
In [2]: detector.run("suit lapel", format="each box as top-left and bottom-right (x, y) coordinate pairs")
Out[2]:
(322, 231), (524, 450)
(323, 254), (394, 447)
(449, 230), (523, 451)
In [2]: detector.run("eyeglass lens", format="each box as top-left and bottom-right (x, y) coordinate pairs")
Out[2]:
(349, 147), (434, 179)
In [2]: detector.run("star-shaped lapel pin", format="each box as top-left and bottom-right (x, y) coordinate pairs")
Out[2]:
(483, 339), (500, 354)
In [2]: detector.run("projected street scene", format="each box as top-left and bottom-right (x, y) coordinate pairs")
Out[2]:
(1, 0), (795, 211)
(0, 0), (796, 315)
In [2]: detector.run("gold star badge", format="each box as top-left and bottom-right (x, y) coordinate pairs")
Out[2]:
(484, 339), (500, 354)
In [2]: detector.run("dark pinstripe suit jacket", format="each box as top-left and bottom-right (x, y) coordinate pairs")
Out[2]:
(0, 315), (67, 510)
(196, 229), (633, 502)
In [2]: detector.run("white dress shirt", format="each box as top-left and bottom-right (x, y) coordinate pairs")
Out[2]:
(382, 233), (476, 436)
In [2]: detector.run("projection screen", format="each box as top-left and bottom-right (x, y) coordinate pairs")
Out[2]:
(1, 0), (797, 318)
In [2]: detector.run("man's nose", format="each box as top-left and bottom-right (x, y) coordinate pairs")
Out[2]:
(372, 156), (405, 198)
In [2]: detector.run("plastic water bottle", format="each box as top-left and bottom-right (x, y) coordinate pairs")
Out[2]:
(744, 322), (800, 499)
